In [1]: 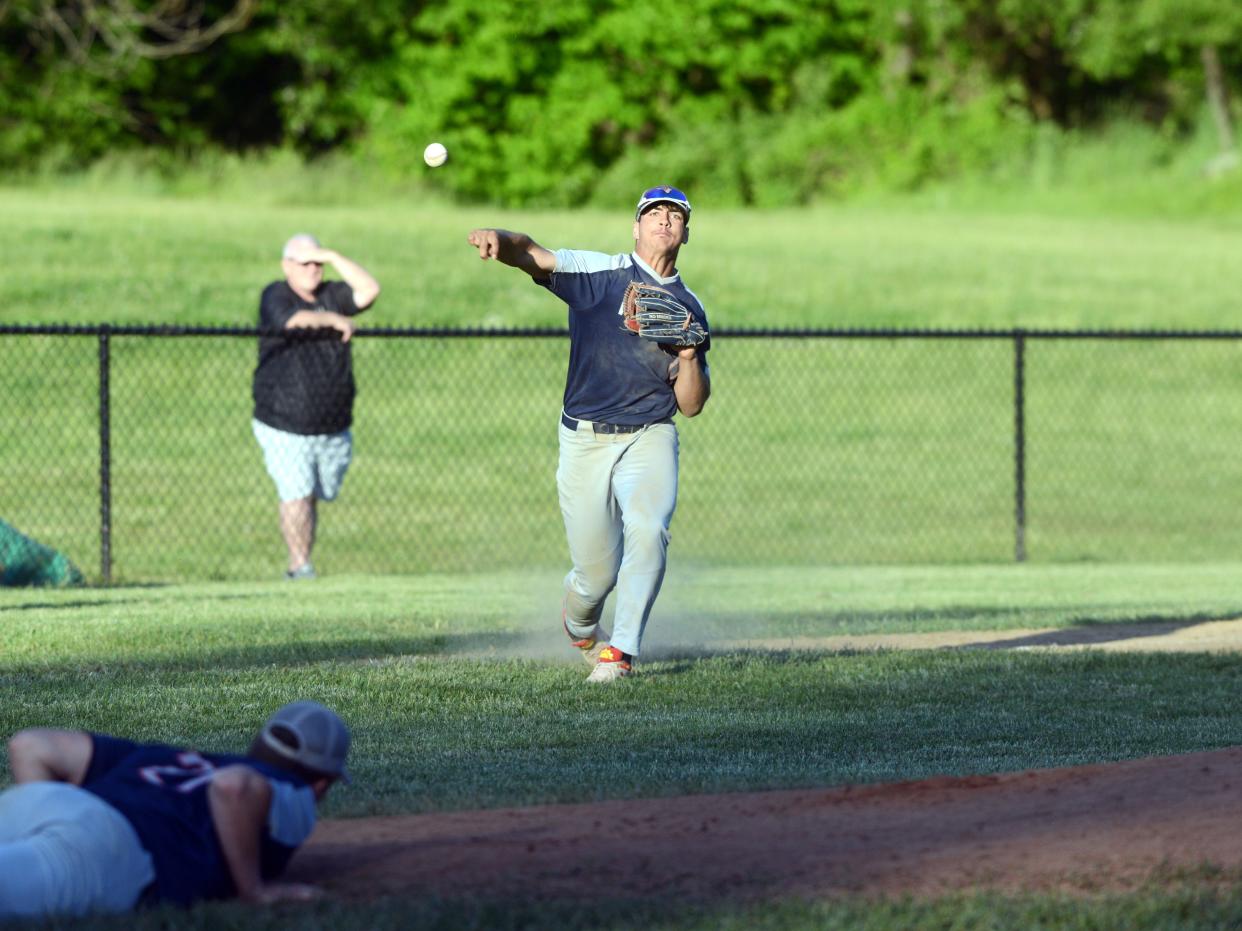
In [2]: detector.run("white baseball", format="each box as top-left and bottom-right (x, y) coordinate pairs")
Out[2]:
(423, 142), (448, 168)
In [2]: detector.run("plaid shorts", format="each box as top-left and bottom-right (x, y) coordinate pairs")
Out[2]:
(252, 419), (353, 502)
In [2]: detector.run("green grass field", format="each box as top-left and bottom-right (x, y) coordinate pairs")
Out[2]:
(5, 186), (1242, 330)
(4, 188), (1242, 927)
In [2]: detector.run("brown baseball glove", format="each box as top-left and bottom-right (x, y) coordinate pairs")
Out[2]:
(621, 282), (709, 349)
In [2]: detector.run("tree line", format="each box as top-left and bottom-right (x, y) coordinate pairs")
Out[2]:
(1, 0), (1238, 204)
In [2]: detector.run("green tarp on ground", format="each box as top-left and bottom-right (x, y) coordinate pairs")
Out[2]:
(0, 519), (84, 587)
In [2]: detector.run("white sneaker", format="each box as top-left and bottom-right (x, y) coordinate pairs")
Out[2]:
(586, 646), (632, 683)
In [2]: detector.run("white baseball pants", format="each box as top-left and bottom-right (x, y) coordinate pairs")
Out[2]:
(0, 782), (155, 918)
(557, 417), (679, 657)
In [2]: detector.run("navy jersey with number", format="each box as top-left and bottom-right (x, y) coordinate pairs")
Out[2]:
(82, 733), (318, 906)
(537, 250), (710, 425)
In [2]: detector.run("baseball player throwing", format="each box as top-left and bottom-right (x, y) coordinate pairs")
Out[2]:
(468, 185), (712, 682)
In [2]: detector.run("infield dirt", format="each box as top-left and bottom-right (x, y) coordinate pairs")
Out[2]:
(292, 747), (1242, 902)
(289, 622), (1242, 904)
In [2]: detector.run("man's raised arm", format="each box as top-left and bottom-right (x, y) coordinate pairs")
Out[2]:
(285, 240), (380, 310)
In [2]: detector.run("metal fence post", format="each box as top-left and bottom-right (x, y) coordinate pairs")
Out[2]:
(1013, 330), (1027, 562)
(98, 325), (112, 584)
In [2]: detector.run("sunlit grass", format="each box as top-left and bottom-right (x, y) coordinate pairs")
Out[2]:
(4, 188), (1242, 330)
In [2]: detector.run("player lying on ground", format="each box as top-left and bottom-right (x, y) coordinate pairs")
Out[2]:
(467, 185), (711, 683)
(0, 699), (350, 918)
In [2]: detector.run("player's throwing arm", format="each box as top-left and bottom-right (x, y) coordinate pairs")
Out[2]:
(467, 228), (557, 277)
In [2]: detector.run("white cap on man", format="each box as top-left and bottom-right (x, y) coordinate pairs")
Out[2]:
(282, 233), (320, 260)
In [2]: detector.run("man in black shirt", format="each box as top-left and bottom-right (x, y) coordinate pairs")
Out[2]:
(251, 234), (380, 579)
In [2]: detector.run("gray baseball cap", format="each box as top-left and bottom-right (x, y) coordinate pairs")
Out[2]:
(259, 700), (352, 783)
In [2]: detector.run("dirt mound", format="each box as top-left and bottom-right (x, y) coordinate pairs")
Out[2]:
(289, 746), (1242, 902)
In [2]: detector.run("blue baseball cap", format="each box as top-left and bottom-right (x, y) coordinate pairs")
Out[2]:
(635, 185), (692, 222)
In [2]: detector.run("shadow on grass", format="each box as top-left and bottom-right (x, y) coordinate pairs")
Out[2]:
(954, 611), (1242, 650)
(6, 872), (782, 929)
(642, 649), (848, 678)
(57, 882), (1242, 931)
(643, 609), (1242, 665)
(0, 631), (534, 677)
(1, 598), (144, 611)
(1, 589), (268, 612)
(656, 601), (1242, 634)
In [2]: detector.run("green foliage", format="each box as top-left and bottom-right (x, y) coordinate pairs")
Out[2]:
(0, 50), (130, 169)
(589, 83), (1037, 207)
(880, 0), (1241, 128)
(8, 0), (1241, 203)
(352, 0), (877, 205)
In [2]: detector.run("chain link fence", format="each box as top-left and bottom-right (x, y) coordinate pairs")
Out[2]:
(5, 325), (1242, 584)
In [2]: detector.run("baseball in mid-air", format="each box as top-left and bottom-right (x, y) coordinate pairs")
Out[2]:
(423, 142), (448, 168)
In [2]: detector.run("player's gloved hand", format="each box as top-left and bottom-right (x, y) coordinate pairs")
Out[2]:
(621, 282), (708, 349)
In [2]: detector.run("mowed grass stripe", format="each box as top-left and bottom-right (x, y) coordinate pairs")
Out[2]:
(2, 569), (1240, 816)
(0, 649), (1237, 818)
(4, 565), (1242, 663)
(5, 190), (1242, 330)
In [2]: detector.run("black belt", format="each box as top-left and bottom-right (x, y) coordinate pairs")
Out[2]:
(561, 412), (666, 435)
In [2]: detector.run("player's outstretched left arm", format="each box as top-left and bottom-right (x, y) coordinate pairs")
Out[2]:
(209, 765), (323, 904)
(7, 728), (93, 784)
(467, 228), (556, 278)
(673, 347), (710, 417)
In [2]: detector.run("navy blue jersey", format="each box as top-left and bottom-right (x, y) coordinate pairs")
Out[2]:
(537, 250), (710, 425)
(82, 733), (318, 906)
